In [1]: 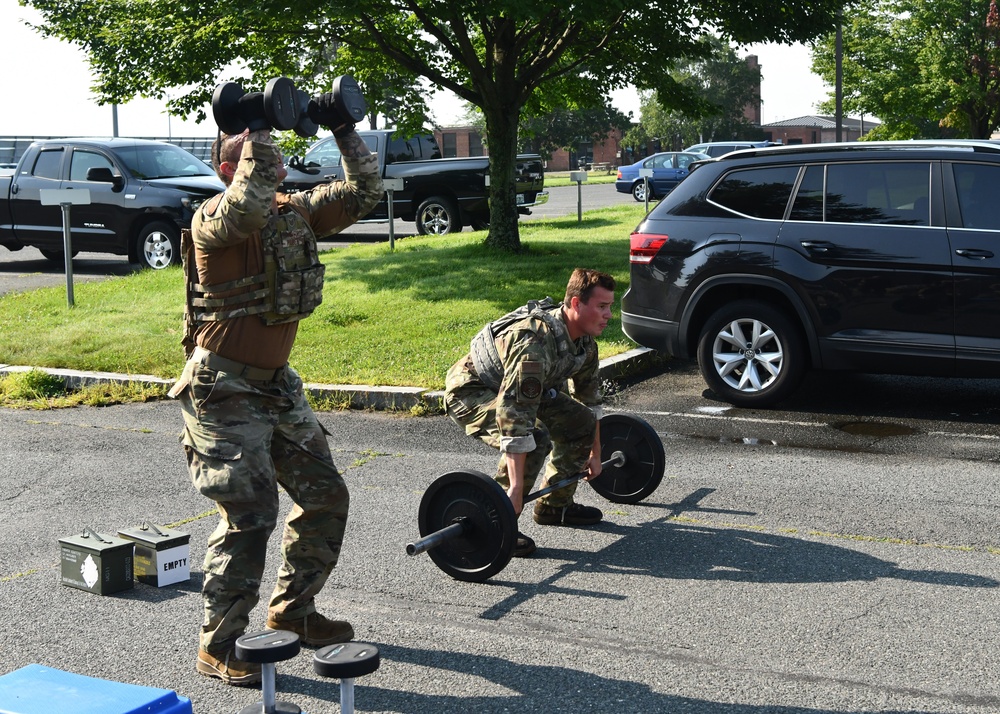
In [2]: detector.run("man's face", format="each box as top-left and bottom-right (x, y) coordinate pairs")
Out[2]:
(572, 286), (614, 338)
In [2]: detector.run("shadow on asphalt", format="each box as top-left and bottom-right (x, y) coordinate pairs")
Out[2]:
(270, 643), (997, 713)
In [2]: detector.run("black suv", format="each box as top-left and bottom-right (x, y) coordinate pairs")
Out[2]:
(621, 141), (1000, 407)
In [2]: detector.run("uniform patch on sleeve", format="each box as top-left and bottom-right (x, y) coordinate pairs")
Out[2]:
(518, 361), (543, 402)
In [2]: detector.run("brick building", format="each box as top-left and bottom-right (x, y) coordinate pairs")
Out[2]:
(762, 115), (879, 144)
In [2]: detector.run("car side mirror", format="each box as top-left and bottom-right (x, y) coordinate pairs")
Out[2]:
(86, 166), (125, 191)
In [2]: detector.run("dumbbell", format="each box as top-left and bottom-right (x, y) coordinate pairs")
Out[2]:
(313, 642), (381, 714)
(212, 75), (367, 138)
(213, 77), (312, 136)
(233, 629), (302, 714)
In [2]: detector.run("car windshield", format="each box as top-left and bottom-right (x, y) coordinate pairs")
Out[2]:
(115, 144), (216, 180)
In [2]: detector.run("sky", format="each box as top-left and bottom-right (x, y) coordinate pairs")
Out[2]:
(1, 0), (832, 138)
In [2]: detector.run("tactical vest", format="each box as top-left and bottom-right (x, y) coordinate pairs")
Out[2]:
(470, 297), (587, 390)
(180, 206), (325, 355)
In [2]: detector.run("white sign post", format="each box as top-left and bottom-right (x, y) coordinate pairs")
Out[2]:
(39, 189), (91, 307)
(638, 168), (654, 213)
(383, 178), (405, 252)
(569, 170), (588, 222)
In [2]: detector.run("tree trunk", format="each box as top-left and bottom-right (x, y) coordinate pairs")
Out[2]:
(483, 106), (522, 252)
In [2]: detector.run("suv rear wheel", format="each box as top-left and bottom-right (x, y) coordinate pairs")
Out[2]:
(697, 300), (805, 407)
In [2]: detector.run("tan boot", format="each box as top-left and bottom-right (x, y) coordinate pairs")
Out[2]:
(266, 611), (354, 647)
(196, 648), (262, 686)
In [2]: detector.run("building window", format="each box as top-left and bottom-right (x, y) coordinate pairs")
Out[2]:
(469, 132), (484, 157)
(441, 133), (457, 158)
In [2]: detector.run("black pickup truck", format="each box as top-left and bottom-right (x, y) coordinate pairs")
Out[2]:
(282, 130), (547, 235)
(0, 138), (224, 269)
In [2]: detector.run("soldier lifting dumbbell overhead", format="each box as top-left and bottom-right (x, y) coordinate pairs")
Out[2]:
(443, 268), (616, 558)
(167, 76), (383, 687)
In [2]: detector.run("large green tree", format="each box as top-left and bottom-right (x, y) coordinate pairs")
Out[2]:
(812, 0), (1000, 139)
(624, 38), (764, 154)
(25, 0), (844, 251)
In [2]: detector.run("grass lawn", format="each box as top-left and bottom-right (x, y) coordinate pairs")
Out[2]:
(0, 203), (649, 390)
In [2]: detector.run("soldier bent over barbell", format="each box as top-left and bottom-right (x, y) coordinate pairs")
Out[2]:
(443, 268), (616, 557)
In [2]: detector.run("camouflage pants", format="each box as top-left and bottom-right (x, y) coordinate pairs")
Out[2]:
(176, 362), (348, 654)
(444, 383), (596, 508)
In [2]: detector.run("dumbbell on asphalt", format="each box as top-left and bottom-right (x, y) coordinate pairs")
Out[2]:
(212, 75), (368, 138)
(313, 642), (381, 714)
(406, 413), (666, 582)
(233, 629), (302, 714)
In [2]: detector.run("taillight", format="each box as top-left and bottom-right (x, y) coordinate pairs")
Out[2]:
(616, 170), (622, 179)
(629, 232), (668, 264)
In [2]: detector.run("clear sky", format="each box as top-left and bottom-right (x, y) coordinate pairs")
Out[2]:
(2, 0), (832, 138)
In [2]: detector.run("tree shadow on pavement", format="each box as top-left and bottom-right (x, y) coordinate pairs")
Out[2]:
(276, 643), (996, 714)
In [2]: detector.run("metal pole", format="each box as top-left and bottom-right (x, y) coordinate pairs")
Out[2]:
(577, 179), (583, 222)
(643, 176), (650, 213)
(60, 202), (75, 307)
(387, 188), (395, 251)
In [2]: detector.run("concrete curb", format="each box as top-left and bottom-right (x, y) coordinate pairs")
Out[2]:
(0, 347), (663, 411)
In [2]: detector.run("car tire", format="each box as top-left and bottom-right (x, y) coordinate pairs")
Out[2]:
(416, 196), (460, 235)
(135, 220), (180, 270)
(696, 300), (805, 407)
(632, 182), (652, 202)
(39, 248), (80, 264)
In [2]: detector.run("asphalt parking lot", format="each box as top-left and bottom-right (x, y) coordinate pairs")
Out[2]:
(1, 364), (998, 713)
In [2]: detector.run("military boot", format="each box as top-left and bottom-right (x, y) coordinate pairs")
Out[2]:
(266, 611), (354, 647)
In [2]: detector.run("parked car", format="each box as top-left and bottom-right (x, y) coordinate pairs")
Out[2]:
(683, 140), (780, 158)
(283, 130), (546, 234)
(615, 151), (709, 202)
(0, 138), (223, 269)
(621, 140), (1000, 407)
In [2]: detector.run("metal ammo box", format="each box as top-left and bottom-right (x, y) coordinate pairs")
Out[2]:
(116, 522), (190, 587)
(58, 528), (134, 595)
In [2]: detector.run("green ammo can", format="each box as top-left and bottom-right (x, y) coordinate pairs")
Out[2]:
(58, 528), (134, 595)
(117, 522), (191, 587)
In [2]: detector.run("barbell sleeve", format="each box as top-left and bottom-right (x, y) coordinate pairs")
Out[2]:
(406, 518), (467, 556)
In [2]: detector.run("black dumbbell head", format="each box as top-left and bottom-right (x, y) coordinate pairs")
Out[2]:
(294, 89), (319, 138)
(332, 75), (368, 123)
(212, 82), (248, 135)
(264, 77), (301, 132)
(313, 642), (380, 679)
(235, 629), (301, 663)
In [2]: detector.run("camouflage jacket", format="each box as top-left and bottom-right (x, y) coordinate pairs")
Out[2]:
(453, 305), (602, 453)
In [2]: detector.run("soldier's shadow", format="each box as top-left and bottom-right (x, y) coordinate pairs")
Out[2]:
(479, 488), (996, 620)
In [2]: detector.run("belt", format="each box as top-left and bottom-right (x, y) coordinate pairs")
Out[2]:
(192, 347), (284, 382)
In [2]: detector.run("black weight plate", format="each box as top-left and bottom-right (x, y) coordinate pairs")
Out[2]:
(418, 469), (516, 582)
(591, 413), (665, 504)
(332, 75), (368, 123)
(264, 76), (300, 131)
(313, 642), (381, 679)
(212, 82), (247, 135)
(235, 629), (300, 663)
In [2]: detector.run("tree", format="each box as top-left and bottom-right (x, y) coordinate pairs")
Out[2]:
(625, 39), (764, 155)
(811, 0), (1000, 139)
(25, 0), (844, 251)
(520, 104), (632, 161)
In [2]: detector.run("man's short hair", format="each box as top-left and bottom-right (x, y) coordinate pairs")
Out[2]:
(565, 268), (615, 304)
(210, 132), (245, 183)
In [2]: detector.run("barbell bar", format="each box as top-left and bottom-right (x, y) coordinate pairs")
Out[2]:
(406, 413), (665, 582)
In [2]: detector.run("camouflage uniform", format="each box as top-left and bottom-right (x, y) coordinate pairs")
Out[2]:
(444, 303), (602, 506)
(170, 135), (382, 655)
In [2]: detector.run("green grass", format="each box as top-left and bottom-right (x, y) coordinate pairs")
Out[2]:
(0, 204), (648, 390)
(544, 171), (618, 187)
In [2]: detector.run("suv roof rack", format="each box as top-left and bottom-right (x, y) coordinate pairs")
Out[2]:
(717, 139), (1000, 160)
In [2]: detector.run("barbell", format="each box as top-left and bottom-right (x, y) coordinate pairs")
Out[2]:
(406, 413), (665, 582)
(211, 75), (367, 138)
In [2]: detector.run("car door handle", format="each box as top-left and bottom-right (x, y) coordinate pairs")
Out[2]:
(955, 248), (994, 260)
(801, 240), (834, 253)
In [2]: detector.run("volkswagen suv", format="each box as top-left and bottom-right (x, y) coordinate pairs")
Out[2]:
(621, 141), (1000, 407)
